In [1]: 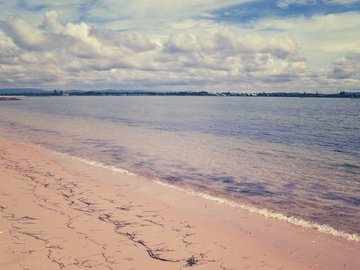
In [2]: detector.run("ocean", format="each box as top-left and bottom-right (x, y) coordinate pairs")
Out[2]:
(0, 96), (359, 238)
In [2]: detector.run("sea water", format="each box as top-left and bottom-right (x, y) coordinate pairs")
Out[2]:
(0, 96), (359, 237)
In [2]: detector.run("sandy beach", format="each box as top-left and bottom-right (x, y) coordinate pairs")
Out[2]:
(0, 138), (359, 270)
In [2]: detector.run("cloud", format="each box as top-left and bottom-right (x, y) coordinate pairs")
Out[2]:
(0, 4), (359, 92)
(87, 0), (248, 22)
(326, 0), (360, 5)
(164, 29), (299, 61)
(0, 11), (306, 87)
(0, 16), (52, 50)
(277, 0), (360, 8)
(277, 0), (317, 8)
(0, 0), (250, 35)
(330, 52), (360, 80)
(251, 11), (360, 71)
(0, 11), (314, 91)
(90, 29), (156, 53)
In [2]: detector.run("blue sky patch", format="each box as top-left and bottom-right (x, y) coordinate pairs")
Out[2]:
(208, 0), (360, 24)
(17, 0), (48, 12)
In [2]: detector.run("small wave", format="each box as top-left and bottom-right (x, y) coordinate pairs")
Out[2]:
(53, 151), (135, 176)
(10, 140), (136, 177)
(342, 163), (360, 170)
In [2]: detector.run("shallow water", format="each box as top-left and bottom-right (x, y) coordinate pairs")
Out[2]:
(0, 96), (359, 235)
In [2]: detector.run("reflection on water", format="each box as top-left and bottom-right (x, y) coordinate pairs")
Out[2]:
(0, 96), (359, 234)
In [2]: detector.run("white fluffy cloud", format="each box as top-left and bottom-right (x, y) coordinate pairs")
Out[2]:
(0, 11), (315, 91)
(0, 16), (54, 50)
(0, 4), (360, 92)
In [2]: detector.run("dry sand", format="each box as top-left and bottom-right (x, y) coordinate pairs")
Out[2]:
(0, 138), (359, 269)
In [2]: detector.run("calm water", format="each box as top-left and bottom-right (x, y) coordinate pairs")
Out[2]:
(0, 96), (359, 235)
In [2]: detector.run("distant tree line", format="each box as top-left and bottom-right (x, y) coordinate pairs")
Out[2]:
(0, 89), (359, 98)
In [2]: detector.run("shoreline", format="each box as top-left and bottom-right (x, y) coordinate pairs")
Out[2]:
(36, 145), (360, 242)
(46, 147), (360, 242)
(0, 138), (359, 269)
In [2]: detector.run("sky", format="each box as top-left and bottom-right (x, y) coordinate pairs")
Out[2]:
(0, 0), (359, 92)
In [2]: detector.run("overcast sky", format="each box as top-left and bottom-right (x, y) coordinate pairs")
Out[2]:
(0, 0), (359, 92)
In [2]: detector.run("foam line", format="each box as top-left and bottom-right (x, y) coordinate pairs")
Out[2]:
(16, 142), (135, 176)
(154, 180), (360, 242)
(54, 151), (135, 176)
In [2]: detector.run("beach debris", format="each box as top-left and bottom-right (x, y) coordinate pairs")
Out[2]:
(186, 255), (198, 267)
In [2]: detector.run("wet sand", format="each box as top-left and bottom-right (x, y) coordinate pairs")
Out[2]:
(0, 138), (359, 269)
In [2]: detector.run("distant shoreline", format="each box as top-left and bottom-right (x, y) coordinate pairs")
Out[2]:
(0, 90), (359, 98)
(0, 96), (21, 101)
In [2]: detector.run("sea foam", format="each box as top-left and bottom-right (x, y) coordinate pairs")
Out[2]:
(54, 151), (135, 176)
(154, 180), (360, 242)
